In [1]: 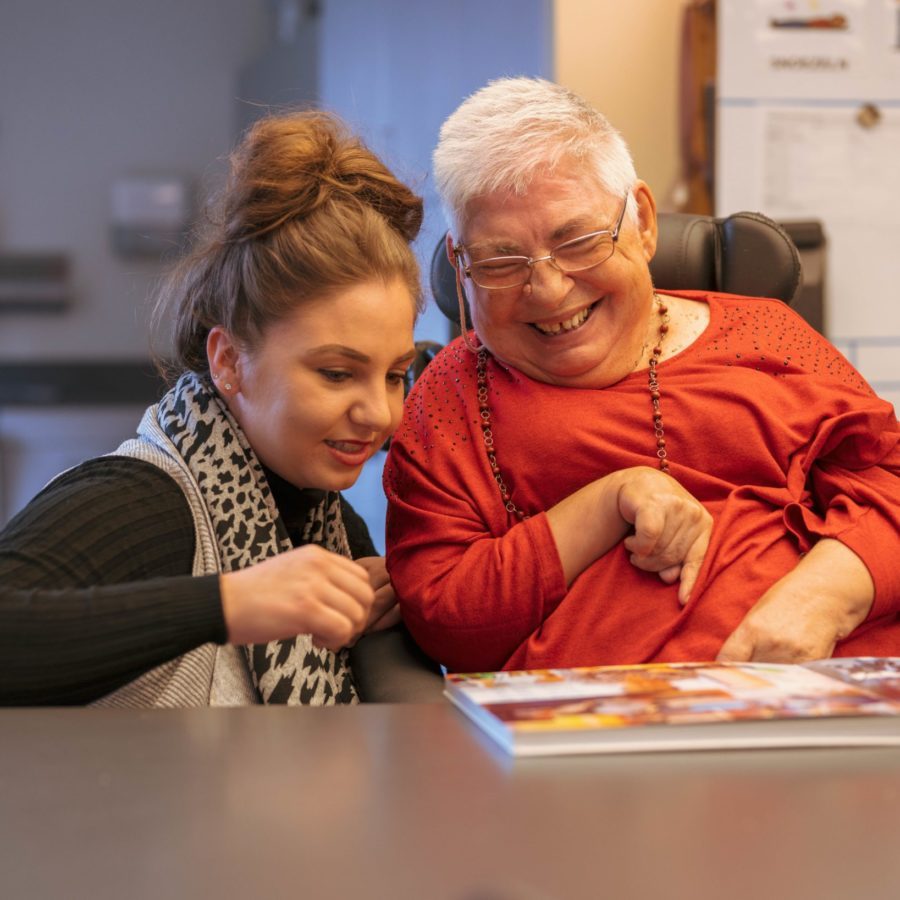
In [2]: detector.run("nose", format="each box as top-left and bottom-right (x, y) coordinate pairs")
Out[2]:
(350, 383), (394, 434)
(524, 256), (572, 306)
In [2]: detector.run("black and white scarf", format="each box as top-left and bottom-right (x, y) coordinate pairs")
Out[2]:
(156, 371), (358, 705)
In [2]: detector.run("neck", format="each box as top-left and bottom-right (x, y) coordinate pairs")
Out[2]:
(629, 293), (664, 372)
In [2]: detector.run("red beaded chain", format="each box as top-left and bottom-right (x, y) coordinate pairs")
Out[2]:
(649, 295), (671, 473)
(476, 348), (528, 519)
(475, 294), (671, 519)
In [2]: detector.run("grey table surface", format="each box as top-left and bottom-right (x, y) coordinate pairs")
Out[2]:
(2, 703), (900, 900)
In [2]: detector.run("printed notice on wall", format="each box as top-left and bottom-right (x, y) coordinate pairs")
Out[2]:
(762, 105), (900, 224)
(720, 0), (900, 100)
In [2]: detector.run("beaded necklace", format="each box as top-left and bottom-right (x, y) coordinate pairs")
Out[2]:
(475, 294), (671, 520)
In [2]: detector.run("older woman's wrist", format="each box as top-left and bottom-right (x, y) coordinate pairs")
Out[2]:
(791, 538), (874, 637)
(546, 475), (631, 584)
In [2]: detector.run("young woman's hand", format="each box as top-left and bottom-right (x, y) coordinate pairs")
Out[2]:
(354, 556), (402, 633)
(220, 545), (375, 650)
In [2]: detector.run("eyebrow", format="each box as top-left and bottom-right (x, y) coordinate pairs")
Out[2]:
(464, 238), (522, 256)
(308, 344), (417, 366)
(549, 215), (601, 243)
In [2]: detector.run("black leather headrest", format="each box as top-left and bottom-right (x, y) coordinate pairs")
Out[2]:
(430, 236), (461, 325)
(429, 210), (802, 326)
(652, 211), (801, 304)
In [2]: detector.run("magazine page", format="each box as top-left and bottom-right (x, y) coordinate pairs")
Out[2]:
(804, 657), (900, 701)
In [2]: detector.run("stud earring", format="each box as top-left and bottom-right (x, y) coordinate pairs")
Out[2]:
(225, 382), (233, 391)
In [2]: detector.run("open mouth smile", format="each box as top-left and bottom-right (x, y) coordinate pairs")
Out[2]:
(530, 300), (598, 336)
(326, 440), (372, 453)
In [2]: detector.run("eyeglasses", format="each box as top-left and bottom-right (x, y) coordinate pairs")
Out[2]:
(453, 192), (630, 290)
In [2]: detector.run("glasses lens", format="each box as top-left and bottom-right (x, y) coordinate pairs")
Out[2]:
(554, 231), (614, 273)
(469, 257), (530, 289)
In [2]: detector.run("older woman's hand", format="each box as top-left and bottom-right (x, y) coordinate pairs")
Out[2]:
(546, 465), (712, 601)
(717, 538), (874, 663)
(616, 468), (713, 604)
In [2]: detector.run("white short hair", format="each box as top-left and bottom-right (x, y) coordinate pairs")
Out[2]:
(433, 77), (638, 232)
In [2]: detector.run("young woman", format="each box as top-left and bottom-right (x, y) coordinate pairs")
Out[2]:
(0, 110), (424, 706)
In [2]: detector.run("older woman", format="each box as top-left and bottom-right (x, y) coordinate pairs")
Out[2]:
(384, 77), (900, 673)
(1, 110), (423, 706)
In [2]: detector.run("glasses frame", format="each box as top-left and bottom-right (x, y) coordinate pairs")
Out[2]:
(452, 191), (630, 291)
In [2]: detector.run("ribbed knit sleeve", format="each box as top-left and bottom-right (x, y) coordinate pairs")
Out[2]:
(0, 457), (226, 705)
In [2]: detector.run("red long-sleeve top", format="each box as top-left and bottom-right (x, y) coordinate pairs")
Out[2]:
(385, 293), (900, 672)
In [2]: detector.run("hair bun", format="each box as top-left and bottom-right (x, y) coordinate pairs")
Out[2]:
(326, 143), (424, 242)
(222, 110), (422, 243)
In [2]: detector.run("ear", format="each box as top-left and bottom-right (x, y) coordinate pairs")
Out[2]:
(632, 180), (658, 263)
(445, 232), (458, 267)
(206, 326), (241, 395)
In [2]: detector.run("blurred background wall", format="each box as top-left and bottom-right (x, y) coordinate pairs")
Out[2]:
(0, 0), (268, 360)
(555, 0), (692, 210)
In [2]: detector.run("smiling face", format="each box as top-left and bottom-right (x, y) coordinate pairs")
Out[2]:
(457, 161), (659, 388)
(210, 277), (416, 491)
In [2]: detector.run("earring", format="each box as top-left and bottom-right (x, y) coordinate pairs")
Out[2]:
(224, 382), (233, 391)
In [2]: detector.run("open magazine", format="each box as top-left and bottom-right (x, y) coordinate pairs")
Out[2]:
(444, 658), (900, 757)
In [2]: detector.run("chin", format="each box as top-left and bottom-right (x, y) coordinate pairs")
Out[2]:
(528, 350), (607, 381)
(322, 469), (365, 493)
(276, 467), (357, 493)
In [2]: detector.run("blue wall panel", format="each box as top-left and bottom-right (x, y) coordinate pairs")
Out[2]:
(319, 0), (553, 549)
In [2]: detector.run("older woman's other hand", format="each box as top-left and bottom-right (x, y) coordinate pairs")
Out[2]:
(354, 555), (402, 634)
(220, 545), (376, 651)
(617, 468), (713, 605)
(717, 539), (874, 663)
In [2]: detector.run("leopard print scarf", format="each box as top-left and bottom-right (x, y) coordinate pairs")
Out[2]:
(156, 371), (358, 705)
